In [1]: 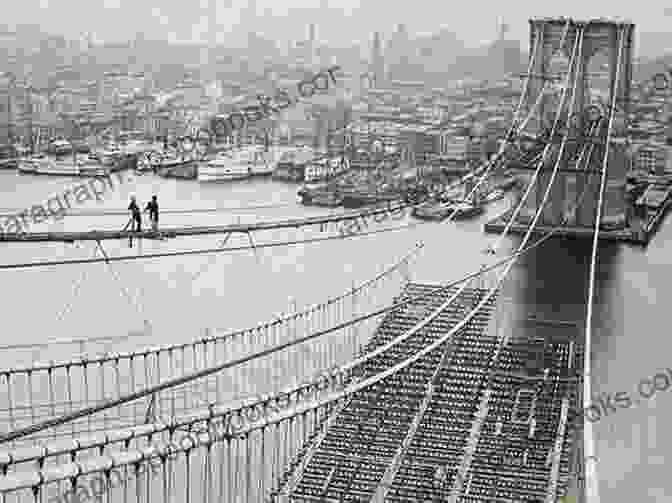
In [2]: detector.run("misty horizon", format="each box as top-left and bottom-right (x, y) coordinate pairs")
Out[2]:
(1, 0), (671, 57)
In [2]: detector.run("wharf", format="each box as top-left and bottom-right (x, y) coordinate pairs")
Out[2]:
(280, 283), (581, 502)
(483, 211), (645, 244)
(485, 172), (672, 245)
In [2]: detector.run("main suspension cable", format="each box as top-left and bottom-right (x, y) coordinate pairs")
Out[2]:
(582, 24), (625, 503)
(491, 25), (583, 254)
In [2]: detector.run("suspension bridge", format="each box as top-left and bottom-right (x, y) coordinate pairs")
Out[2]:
(0, 17), (637, 503)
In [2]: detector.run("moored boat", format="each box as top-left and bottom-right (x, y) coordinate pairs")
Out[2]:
(197, 151), (252, 182)
(412, 201), (453, 221)
(18, 156), (39, 174)
(157, 153), (198, 180)
(300, 188), (343, 207)
(47, 139), (73, 156)
(341, 192), (400, 209)
(0, 145), (19, 169)
(305, 156), (349, 183)
(34, 157), (81, 176)
(495, 176), (519, 191)
(412, 201), (483, 221)
(450, 201), (484, 220)
(312, 191), (343, 207)
(484, 188), (505, 203)
(78, 155), (111, 177)
(246, 146), (276, 176)
(272, 148), (314, 182)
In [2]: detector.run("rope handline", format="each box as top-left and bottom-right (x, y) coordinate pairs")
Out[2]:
(188, 232), (232, 283)
(94, 239), (153, 330)
(0, 223), (424, 270)
(0, 202), (413, 243)
(244, 231), (261, 264)
(54, 242), (97, 323)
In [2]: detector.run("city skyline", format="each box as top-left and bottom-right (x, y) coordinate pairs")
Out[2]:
(2, 0), (672, 55)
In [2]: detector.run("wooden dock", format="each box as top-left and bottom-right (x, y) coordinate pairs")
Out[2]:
(483, 210), (646, 244)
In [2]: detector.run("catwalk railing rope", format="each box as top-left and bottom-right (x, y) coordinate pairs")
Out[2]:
(0, 244), (423, 441)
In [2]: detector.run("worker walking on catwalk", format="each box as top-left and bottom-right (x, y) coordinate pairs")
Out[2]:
(127, 195), (142, 247)
(144, 195), (159, 231)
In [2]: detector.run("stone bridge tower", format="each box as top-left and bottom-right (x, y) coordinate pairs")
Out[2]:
(519, 18), (634, 229)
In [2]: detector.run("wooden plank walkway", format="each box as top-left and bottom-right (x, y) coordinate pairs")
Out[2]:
(0, 203), (406, 243)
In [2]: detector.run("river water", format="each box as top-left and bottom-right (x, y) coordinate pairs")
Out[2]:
(0, 168), (668, 501)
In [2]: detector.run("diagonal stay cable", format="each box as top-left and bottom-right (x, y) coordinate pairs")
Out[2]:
(0, 223), (425, 270)
(95, 240), (153, 330)
(188, 233), (232, 283)
(54, 242), (98, 323)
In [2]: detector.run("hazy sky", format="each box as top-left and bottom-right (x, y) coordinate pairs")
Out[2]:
(6, 0), (672, 51)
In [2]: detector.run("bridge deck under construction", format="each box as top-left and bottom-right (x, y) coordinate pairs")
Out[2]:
(278, 283), (583, 502)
